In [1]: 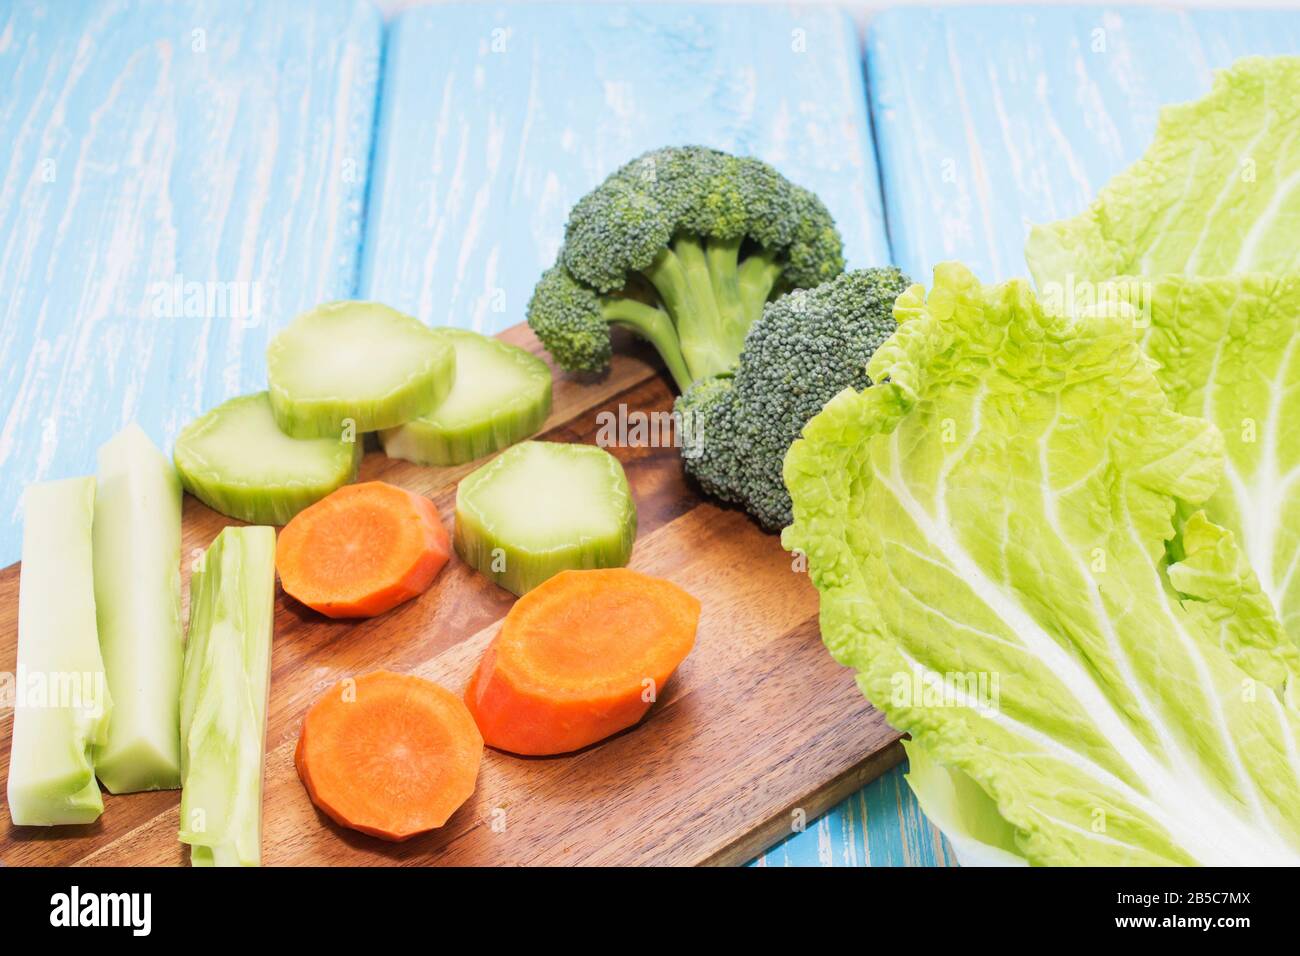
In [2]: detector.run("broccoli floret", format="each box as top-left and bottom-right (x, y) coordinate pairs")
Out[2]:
(676, 267), (912, 531)
(528, 146), (845, 393)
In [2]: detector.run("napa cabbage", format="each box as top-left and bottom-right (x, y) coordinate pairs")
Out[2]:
(783, 263), (1300, 865)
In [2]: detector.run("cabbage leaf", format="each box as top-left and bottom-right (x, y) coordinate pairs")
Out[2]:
(783, 262), (1300, 865)
(1028, 58), (1300, 647)
(1025, 56), (1300, 283)
(1133, 275), (1300, 643)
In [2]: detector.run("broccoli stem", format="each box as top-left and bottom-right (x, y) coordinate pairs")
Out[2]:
(639, 238), (740, 383)
(705, 235), (745, 337)
(634, 238), (785, 389)
(737, 249), (784, 320)
(599, 296), (694, 393)
(669, 237), (738, 380)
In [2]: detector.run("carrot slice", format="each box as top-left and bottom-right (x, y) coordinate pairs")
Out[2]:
(296, 671), (483, 841)
(276, 481), (450, 618)
(465, 568), (700, 755)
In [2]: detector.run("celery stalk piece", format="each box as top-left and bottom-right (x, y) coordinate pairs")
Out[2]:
(454, 441), (636, 595)
(174, 392), (360, 525)
(380, 329), (553, 466)
(92, 424), (184, 793)
(7, 477), (111, 826)
(178, 525), (276, 867)
(266, 300), (456, 438)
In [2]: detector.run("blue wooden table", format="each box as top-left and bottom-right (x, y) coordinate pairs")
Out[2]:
(1, 0), (1296, 866)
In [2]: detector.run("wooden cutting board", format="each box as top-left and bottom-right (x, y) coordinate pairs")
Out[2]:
(0, 328), (901, 867)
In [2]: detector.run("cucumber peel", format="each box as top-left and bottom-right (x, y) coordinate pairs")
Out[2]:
(267, 300), (456, 438)
(93, 424), (184, 794)
(179, 525), (276, 867)
(454, 441), (636, 595)
(174, 392), (360, 525)
(7, 477), (112, 826)
(380, 329), (553, 466)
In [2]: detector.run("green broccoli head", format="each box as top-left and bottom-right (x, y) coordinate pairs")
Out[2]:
(527, 266), (615, 373)
(528, 146), (845, 393)
(676, 267), (912, 531)
(674, 372), (739, 490)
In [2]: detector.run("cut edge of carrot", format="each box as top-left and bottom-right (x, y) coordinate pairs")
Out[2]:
(464, 569), (700, 756)
(296, 671), (483, 841)
(276, 482), (451, 619)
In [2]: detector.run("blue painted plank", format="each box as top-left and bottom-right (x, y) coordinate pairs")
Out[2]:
(867, 5), (1300, 285)
(0, 0), (382, 565)
(359, 2), (891, 330)
(757, 764), (957, 867)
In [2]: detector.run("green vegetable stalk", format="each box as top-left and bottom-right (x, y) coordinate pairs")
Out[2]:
(178, 525), (276, 866)
(7, 477), (111, 825)
(92, 424), (184, 793)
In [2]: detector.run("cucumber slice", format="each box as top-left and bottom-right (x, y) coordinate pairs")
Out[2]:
(174, 392), (360, 525)
(93, 424), (184, 794)
(380, 329), (553, 466)
(454, 441), (636, 595)
(266, 300), (456, 438)
(179, 525), (276, 867)
(7, 477), (112, 825)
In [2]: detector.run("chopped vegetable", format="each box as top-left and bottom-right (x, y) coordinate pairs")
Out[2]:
(295, 671), (483, 841)
(266, 300), (456, 438)
(454, 441), (636, 595)
(466, 569), (699, 755)
(7, 477), (111, 826)
(179, 525), (276, 866)
(92, 424), (184, 794)
(380, 329), (552, 466)
(173, 391), (360, 525)
(276, 481), (450, 619)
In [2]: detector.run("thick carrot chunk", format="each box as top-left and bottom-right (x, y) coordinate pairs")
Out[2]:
(466, 568), (700, 755)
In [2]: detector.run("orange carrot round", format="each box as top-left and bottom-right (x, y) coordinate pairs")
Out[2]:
(296, 671), (483, 841)
(276, 481), (450, 618)
(465, 568), (700, 755)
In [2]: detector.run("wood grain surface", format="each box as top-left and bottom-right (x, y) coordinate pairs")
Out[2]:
(0, 324), (901, 866)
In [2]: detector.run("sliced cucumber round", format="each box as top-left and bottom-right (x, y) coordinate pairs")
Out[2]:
(174, 392), (360, 525)
(266, 301), (455, 438)
(454, 441), (636, 595)
(380, 330), (553, 466)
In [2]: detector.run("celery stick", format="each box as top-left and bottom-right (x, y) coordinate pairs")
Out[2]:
(380, 329), (553, 466)
(178, 526), (275, 866)
(7, 477), (111, 826)
(92, 424), (183, 793)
